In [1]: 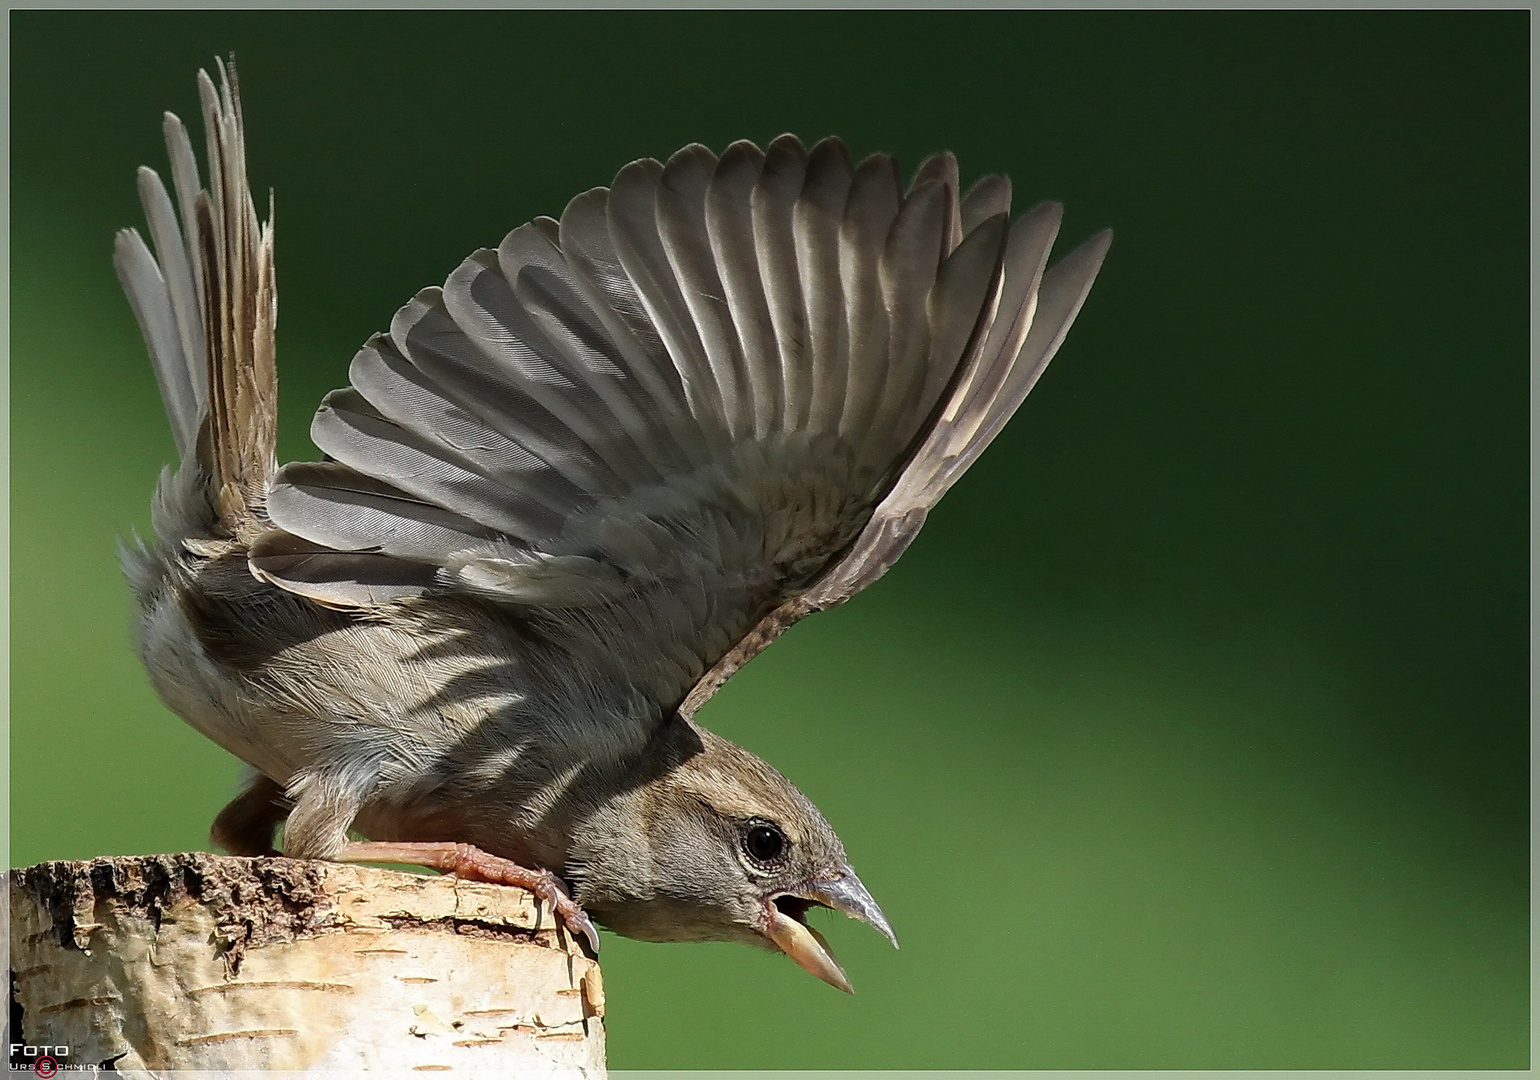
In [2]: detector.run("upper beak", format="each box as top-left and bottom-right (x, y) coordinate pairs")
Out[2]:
(763, 871), (898, 994)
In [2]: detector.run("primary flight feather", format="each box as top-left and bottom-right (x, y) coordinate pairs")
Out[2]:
(116, 60), (1109, 991)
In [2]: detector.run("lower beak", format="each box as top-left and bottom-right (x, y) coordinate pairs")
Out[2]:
(763, 872), (897, 994)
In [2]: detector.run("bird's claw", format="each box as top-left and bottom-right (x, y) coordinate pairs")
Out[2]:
(528, 869), (602, 955)
(563, 903), (603, 957)
(436, 843), (600, 955)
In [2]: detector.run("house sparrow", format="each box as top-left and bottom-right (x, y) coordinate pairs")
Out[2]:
(114, 60), (1109, 992)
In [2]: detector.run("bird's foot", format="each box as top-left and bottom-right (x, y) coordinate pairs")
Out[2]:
(210, 773), (288, 857)
(333, 840), (600, 955)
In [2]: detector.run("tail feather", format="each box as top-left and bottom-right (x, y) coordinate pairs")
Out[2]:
(115, 57), (276, 539)
(114, 225), (201, 454)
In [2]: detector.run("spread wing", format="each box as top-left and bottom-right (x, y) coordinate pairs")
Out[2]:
(249, 137), (1110, 717)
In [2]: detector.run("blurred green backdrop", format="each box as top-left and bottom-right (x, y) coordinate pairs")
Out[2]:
(9, 10), (1528, 1070)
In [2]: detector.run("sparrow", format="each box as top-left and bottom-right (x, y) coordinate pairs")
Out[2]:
(113, 60), (1109, 992)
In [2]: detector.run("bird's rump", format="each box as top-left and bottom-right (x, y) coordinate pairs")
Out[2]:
(250, 135), (1110, 716)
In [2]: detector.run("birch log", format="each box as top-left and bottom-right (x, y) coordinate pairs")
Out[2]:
(8, 853), (605, 1076)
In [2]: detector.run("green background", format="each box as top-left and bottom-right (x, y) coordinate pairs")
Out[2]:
(9, 10), (1528, 1070)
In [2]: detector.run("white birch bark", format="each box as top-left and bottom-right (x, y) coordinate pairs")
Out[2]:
(9, 854), (605, 1077)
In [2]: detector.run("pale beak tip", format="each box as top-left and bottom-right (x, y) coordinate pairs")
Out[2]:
(817, 870), (898, 951)
(865, 912), (900, 951)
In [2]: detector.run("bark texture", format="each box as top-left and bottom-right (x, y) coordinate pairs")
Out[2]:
(9, 853), (605, 1076)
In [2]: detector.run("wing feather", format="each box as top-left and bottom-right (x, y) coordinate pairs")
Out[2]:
(707, 140), (781, 440)
(961, 174), (1012, 235)
(248, 530), (440, 607)
(795, 138), (855, 437)
(964, 228), (1115, 469)
(868, 180), (947, 451)
(752, 135), (812, 433)
(909, 151), (962, 253)
(608, 158), (731, 452)
(837, 153), (901, 450)
(929, 202), (1064, 473)
(658, 144), (755, 440)
(555, 189), (704, 469)
(916, 211), (1010, 427)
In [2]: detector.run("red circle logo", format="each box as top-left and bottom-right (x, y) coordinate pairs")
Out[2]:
(34, 1056), (58, 1079)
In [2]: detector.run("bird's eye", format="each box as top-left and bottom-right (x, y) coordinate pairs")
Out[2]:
(743, 821), (787, 865)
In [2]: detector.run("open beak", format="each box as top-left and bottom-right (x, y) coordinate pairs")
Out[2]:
(763, 872), (898, 993)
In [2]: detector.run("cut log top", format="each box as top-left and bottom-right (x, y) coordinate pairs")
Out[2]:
(9, 853), (606, 1077)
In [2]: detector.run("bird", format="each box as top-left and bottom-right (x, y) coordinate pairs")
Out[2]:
(113, 59), (1109, 993)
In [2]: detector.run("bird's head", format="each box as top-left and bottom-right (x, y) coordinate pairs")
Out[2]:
(569, 722), (896, 992)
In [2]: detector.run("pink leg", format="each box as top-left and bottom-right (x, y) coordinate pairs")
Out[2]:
(334, 840), (599, 954)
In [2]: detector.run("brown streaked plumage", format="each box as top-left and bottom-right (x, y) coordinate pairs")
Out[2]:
(114, 60), (1110, 991)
